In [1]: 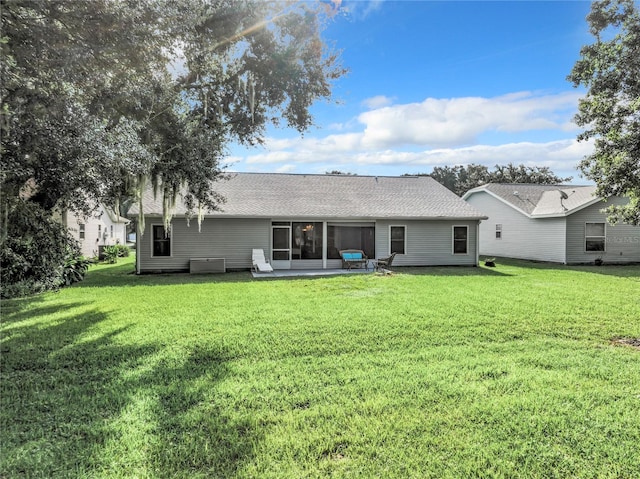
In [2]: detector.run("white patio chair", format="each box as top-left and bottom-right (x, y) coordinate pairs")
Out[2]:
(252, 249), (274, 273)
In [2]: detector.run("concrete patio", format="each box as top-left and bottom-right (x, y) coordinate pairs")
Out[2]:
(251, 268), (373, 279)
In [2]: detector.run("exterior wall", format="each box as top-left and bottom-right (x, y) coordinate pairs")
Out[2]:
(466, 192), (567, 263)
(138, 216), (481, 272)
(375, 219), (479, 266)
(566, 198), (640, 264)
(138, 217), (270, 272)
(64, 208), (128, 258)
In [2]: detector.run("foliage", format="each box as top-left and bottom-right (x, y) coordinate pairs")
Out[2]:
(101, 246), (120, 264)
(2, 257), (639, 477)
(415, 163), (572, 196)
(62, 256), (95, 286)
(1, 0), (345, 224)
(101, 244), (129, 264)
(0, 199), (83, 298)
(1, 0), (344, 290)
(568, 0), (640, 225)
(115, 244), (131, 258)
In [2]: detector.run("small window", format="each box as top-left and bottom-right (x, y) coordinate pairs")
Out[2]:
(585, 222), (605, 252)
(453, 226), (468, 254)
(79, 223), (85, 240)
(152, 225), (171, 257)
(495, 224), (502, 240)
(110, 225), (114, 238)
(390, 226), (406, 255)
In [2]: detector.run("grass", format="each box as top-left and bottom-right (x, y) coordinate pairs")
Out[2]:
(1, 256), (639, 478)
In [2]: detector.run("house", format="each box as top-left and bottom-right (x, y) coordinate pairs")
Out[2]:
(462, 183), (640, 264)
(131, 173), (488, 273)
(59, 205), (130, 258)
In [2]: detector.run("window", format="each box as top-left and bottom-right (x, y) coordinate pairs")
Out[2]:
(453, 226), (468, 254)
(79, 223), (85, 240)
(152, 225), (171, 257)
(110, 225), (114, 238)
(390, 226), (406, 255)
(495, 224), (502, 240)
(585, 222), (605, 252)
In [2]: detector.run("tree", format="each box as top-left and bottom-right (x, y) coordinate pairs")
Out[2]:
(421, 163), (571, 197)
(568, 0), (640, 225)
(1, 0), (345, 220)
(1, 0), (345, 293)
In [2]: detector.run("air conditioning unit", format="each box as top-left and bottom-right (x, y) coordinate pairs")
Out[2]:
(189, 258), (226, 274)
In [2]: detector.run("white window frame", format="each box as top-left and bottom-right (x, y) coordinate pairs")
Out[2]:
(389, 225), (407, 255)
(79, 223), (85, 240)
(495, 224), (502, 240)
(452, 225), (469, 255)
(151, 224), (173, 258)
(585, 222), (606, 253)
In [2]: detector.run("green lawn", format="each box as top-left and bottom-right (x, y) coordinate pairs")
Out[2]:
(2, 257), (639, 478)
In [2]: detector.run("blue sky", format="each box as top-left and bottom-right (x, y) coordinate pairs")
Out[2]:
(228, 0), (595, 182)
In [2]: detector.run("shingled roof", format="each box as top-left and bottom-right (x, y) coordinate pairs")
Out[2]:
(462, 183), (600, 217)
(134, 173), (487, 220)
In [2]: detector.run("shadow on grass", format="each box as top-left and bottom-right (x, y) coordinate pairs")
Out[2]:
(81, 259), (254, 288)
(392, 265), (513, 277)
(486, 256), (640, 279)
(1, 302), (260, 477)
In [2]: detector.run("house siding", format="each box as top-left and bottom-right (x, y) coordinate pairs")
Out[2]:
(138, 217), (270, 272)
(375, 220), (478, 266)
(63, 208), (128, 258)
(466, 192), (567, 263)
(565, 198), (640, 264)
(138, 217), (481, 272)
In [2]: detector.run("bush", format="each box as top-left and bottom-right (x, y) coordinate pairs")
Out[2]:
(63, 256), (96, 285)
(0, 200), (87, 298)
(115, 244), (130, 257)
(102, 245), (119, 264)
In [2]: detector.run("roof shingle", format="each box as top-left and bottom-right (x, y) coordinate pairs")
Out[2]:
(464, 183), (599, 217)
(133, 173), (487, 220)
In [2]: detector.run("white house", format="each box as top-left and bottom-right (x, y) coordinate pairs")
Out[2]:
(60, 205), (130, 258)
(462, 183), (640, 264)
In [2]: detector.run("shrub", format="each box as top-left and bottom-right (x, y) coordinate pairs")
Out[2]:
(0, 200), (86, 298)
(115, 244), (130, 257)
(102, 245), (120, 264)
(63, 256), (96, 285)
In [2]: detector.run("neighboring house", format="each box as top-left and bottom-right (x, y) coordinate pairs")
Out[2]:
(130, 173), (488, 273)
(60, 205), (130, 258)
(462, 184), (640, 264)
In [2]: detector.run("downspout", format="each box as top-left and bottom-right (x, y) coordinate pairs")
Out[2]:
(476, 221), (480, 267)
(136, 218), (142, 274)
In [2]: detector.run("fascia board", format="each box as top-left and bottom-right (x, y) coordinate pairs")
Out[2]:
(465, 188), (533, 218)
(137, 213), (487, 221)
(530, 196), (604, 218)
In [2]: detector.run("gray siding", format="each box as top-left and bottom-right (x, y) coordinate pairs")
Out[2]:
(375, 220), (479, 266)
(467, 192), (567, 263)
(138, 217), (270, 272)
(138, 217), (481, 272)
(566, 198), (640, 264)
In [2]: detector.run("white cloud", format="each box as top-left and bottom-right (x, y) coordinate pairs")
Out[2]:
(344, 0), (384, 20)
(358, 91), (581, 148)
(231, 90), (589, 178)
(239, 138), (592, 178)
(361, 95), (394, 109)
